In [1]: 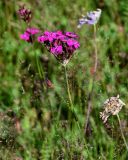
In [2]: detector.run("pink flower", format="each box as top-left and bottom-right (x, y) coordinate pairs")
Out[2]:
(20, 27), (40, 43)
(38, 36), (48, 42)
(65, 32), (78, 38)
(67, 39), (80, 49)
(57, 35), (66, 41)
(44, 31), (51, 35)
(20, 33), (30, 41)
(26, 28), (40, 35)
(67, 39), (74, 46)
(72, 40), (80, 49)
(43, 31), (57, 42)
(38, 30), (80, 65)
(51, 45), (63, 55)
(56, 30), (63, 35)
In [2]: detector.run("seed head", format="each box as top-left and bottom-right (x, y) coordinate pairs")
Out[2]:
(100, 95), (125, 123)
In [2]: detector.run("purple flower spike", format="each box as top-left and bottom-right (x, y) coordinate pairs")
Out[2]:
(78, 8), (101, 27)
(38, 30), (80, 65)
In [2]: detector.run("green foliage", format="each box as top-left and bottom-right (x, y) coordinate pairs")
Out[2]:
(0, 0), (128, 159)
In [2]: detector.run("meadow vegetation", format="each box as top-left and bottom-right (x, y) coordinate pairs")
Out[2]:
(0, 0), (128, 159)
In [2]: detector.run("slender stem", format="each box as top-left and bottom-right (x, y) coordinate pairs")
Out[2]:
(84, 24), (98, 134)
(35, 52), (46, 89)
(64, 65), (73, 108)
(64, 65), (79, 122)
(35, 53), (43, 78)
(63, 65), (82, 141)
(117, 114), (128, 151)
(93, 24), (98, 73)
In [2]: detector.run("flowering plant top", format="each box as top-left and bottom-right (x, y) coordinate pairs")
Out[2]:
(78, 8), (101, 28)
(100, 95), (125, 123)
(38, 31), (80, 65)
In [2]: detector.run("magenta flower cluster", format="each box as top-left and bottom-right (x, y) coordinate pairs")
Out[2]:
(20, 28), (40, 43)
(37, 31), (80, 64)
(18, 6), (80, 65)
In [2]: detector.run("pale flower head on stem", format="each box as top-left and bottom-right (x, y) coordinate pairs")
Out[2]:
(77, 8), (102, 28)
(100, 95), (125, 123)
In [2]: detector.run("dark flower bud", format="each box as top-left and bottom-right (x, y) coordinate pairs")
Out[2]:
(17, 5), (32, 23)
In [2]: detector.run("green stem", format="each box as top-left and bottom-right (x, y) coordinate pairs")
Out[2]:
(64, 65), (73, 108)
(35, 52), (42, 78)
(84, 24), (98, 134)
(117, 114), (128, 151)
(64, 65), (80, 123)
(64, 65), (75, 121)
(93, 24), (98, 74)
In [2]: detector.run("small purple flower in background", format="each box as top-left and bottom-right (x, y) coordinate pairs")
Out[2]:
(17, 5), (32, 23)
(38, 31), (80, 65)
(20, 28), (40, 43)
(77, 8), (101, 28)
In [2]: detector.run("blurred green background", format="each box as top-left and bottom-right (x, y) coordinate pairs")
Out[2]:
(0, 0), (128, 159)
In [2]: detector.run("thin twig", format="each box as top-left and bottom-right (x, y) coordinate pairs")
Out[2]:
(84, 25), (98, 135)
